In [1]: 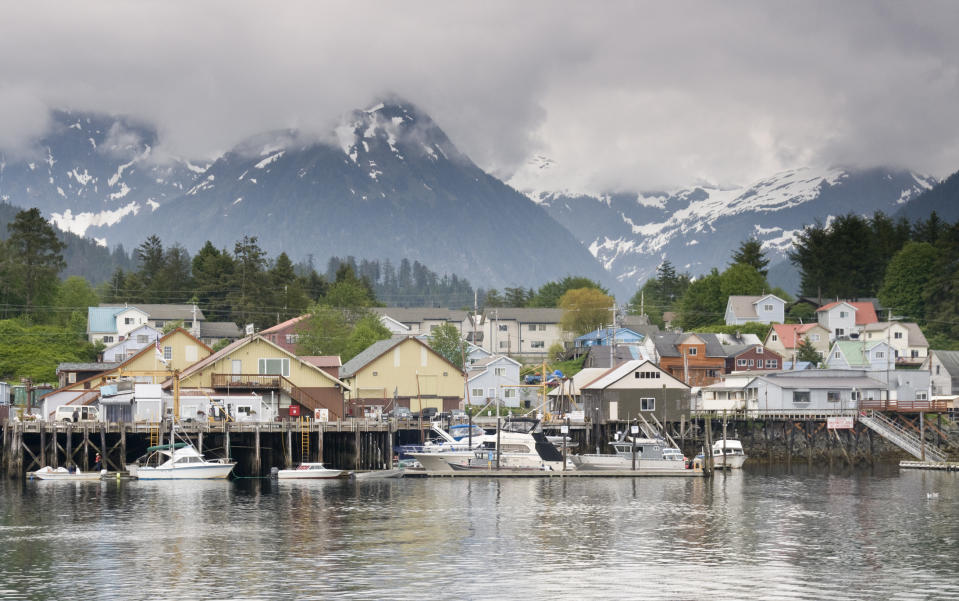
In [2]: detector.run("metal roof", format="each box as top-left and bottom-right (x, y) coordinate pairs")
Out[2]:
(57, 362), (120, 373)
(87, 306), (123, 333)
(757, 374), (887, 389)
(933, 350), (959, 377)
(199, 321), (243, 338)
(100, 303), (206, 321)
(652, 332), (726, 358)
(340, 336), (410, 378)
(862, 321), (929, 347)
(370, 307), (468, 324)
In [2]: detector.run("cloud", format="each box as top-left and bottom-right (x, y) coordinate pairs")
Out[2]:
(0, 1), (957, 192)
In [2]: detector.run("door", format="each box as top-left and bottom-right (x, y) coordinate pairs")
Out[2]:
(608, 401), (618, 421)
(231, 359), (242, 382)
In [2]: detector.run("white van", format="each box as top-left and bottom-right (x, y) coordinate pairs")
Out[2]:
(54, 405), (99, 422)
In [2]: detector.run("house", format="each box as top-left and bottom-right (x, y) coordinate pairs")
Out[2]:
(464, 308), (568, 358)
(862, 322), (929, 366)
(652, 332), (727, 386)
(299, 356), (342, 379)
(56, 362), (119, 389)
(579, 359), (691, 424)
(466, 343), (493, 366)
(92, 303), (242, 346)
(379, 314), (411, 335)
(466, 355), (522, 408)
(174, 334), (349, 420)
(574, 327), (644, 348)
(101, 324), (162, 363)
(370, 307), (467, 337)
(40, 328), (213, 418)
(816, 301), (879, 340)
(701, 375), (758, 411)
(724, 294), (786, 325)
(764, 323), (831, 361)
(723, 344), (784, 374)
(97, 382), (270, 423)
(547, 367), (609, 414)
(197, 321), (243, 347)
(259, 315), (310, 354)
(747, 371), (888, 411)
(825, 340), (895, 371)
(922, 350), (959, 396)
(339, 335), (465, 416)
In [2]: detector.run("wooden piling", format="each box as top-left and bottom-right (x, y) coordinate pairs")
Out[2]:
(285, 424), (293, 469)
(120, 425), (127, 470)
(253, 425), (261, 476)
(354, 427), (361, 471)
(386, 423), (393, 469)
(39, 426), (46, 468)
(224, 422), (231, 460)
(83, 426), (90, 471)
(317, 425), (323, 463)
(99, 425), (107, 470)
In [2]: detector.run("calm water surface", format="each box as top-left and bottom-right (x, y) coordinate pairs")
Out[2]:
(0, 465), (957, 600)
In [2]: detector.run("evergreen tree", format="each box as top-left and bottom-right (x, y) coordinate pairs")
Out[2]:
(228, 236), (269, 327)
(731, 238), (769, 277)
(677, 269), (723, 329)
(877, 241), (939, 323)
(428, 323), (468, 369)
(3, 208), (66, 316)
(795, 337), (822, 364)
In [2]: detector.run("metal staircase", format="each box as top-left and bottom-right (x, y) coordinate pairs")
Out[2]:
(858, 411), (947, 462)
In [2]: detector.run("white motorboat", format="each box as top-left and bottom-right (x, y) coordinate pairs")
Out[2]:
(570, 437), (687, 471)
(128, 442), (235, 480)
(276, 463), (350, 479)
(409, 417), (568, 472)
(32, 466), (104, 481)
(395, 423), (487, 457)
(710, 439), (748, 469)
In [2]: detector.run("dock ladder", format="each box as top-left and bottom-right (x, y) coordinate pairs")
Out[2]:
(300, 416), (310, 462)
(149, 423), (160, 447)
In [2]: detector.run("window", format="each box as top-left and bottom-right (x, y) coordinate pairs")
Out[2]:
(372, 371), (378, 376)
(811, 334), (820, 341)
(827, 391), (841, 402)
(737, 359), (748, 367)
(498, 325), (508, 332)
(640, 398), (655, 411)
(258, 357), (290, 377)
(851, 390), (861, 401)
(917, 391), (928, 401)
(137, 335), (148, 343)
(68, 372), (76, 384)
(102, 335), (114, 343)
(875, 352), (885, 359)
(539, 324), (547, 331)
(764, 304), (773, 312)
(634, 371), (661, 379)
(125, 317), (134, 325)
(936, 365), (941, 375)
(765, 360), (778, 368)
(756, 347), (764, 354)
(771, 334), (778, 341)
(471, 388), (484, 398)
(688, 347), (697, 356)
(748, 359), (754, 367)
(155, 321), (164, 328)
(706, 369), (719, 378)
(285, 334), (300, 344)
(894, 331), (903, 339)
(163, 346), (172, 361)
(429, 325), (439, 333)
(528, 324), (537, 332)
(531, 341), (545, 349)
(836, 328), (844, 337)
(839, 311), (848, 318)
(499, 341), (508, 349)
(504, 389), (516, 398)
(184, 321), (192, 329)
(834, 351), (841, 359)
(494, 367), (506, 376)
(793, 391), (811, 403)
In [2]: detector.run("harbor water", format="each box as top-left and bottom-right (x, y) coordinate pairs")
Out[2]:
(1, 465), (957, 600)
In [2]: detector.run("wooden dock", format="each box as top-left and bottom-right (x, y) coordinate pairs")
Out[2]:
(413, 468), (705, 478)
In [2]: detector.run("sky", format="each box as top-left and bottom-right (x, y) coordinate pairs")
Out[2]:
(1, 1), (958, 195)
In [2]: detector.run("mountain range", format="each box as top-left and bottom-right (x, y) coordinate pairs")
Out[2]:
(0, 103), (955, 299)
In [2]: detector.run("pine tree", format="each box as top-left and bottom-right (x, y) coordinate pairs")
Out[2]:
(731, 238), (770, 277)
(4, 208), (66, 315)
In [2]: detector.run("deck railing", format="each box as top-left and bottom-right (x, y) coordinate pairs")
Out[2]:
(858, 399), (950, 412)
(211, 373), (282, 389)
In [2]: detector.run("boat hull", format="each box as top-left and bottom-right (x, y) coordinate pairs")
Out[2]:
(570, 455), (686, 471)
(131, 463), (236, 480)
(33, 467), (102, 481)
(713, 454), (747, 469)
(276, 469), (348, 479)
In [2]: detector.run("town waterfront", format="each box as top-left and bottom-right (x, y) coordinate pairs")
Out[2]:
(1, 465), (957, 600)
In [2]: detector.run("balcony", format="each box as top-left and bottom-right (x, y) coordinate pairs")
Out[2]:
(211, 373), (282, 389)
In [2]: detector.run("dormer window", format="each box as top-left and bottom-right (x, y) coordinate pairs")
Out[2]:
(688, 347), (697, 356)
(839, 311), (848, 318)
(756, 347), (763, 354)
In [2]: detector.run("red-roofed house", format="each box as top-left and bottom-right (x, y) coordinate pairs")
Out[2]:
(259, 315), (310, 354)
(300, 356), (342, 379)
(816, 301), (879, 341)
(764, 323), (830, 360)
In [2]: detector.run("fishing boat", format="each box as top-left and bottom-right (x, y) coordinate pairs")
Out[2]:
(276, 463), (350, 479)
(570, 436), (687, 470)
(128, 442), (236, 480)
(409, 417), (568, 472)
(708, 439), (748, 469)
(32, 466), (104, 481)
(395, 423), (487, 457)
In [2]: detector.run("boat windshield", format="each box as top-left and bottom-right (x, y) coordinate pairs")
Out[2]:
(500, 419), (538, 434)
(450, 425), (485, 439)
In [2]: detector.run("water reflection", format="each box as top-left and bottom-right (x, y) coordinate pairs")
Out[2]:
(0, 466), (957, 600)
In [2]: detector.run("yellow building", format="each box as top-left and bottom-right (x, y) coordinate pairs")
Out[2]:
(339, 336), (465, 415)
(174, 334), (350, 419)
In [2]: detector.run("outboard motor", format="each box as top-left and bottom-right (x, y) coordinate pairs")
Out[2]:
(270, 467), (279, 479)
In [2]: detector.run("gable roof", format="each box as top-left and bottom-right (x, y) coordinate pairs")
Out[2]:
(478, 307), (565, 323)
(299, 356), (342, 368)
(830, 340), (888, 367)
(933, 350), (959, 376)
(769, 323), (824, 348)
(199, 321), (243, 338)
(340, 335), (461, 379)
(582, 359), (688, 390)
(862, 321), (929, 347)
(652, 332), (726, 358)
(87, 306), (123, 333)
(575, 327), (644, 342)
(101, 303), (205, 321)
(817, 301), (878, 325)
(727, 294), (784, 319)
(370, 307), (468, 324)
(259, 314), (310, 335)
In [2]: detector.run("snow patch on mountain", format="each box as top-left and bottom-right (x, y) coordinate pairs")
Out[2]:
(51, 201), (140, 237)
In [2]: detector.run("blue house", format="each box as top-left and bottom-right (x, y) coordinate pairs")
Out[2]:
(574, 327), (644, 348)
(466, 355), (522, 408)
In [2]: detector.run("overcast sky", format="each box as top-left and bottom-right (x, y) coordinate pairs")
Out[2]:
(1, 1), (957, 193)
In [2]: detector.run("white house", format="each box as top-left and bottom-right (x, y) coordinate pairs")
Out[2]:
(816, 301), (879, 341)
(748, 371), (888, 412)
(464, 308), (568, 358)
(862, 322), (929, 366)
(379, 314), (411, 335)
(924, 350), (959, 396)
(102, 324), (162, 363)
(87, 306), (150, 345)
(724, 294), (786, 326)
(466, 355), (522, 408)
(825, 340), (895, 371)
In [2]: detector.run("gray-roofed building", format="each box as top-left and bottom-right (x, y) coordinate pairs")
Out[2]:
(198, 321), (244, 347)
(924, 350), (959, 396)
(465, 307), (569, 358)
(653, 332), (728, 386)
(749, 371), (888, 411)
(580, 359), (691, 424)
(56, 362), (120, 388)
(724, 294), (786, 325)
(862, 321), (929, 366)
(466, 355), (522, 409)
(370, 307), (468, 337)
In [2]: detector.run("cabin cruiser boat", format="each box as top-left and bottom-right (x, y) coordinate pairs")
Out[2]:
(708, 439), (747, 469)
(128, 442), (236, 480)
(32, 466), (104, 481)
(408, 417), (568, 472)
(395, 423), (487, 457)
(570, 436), (687, 470)
(276, 463), (350, 479)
